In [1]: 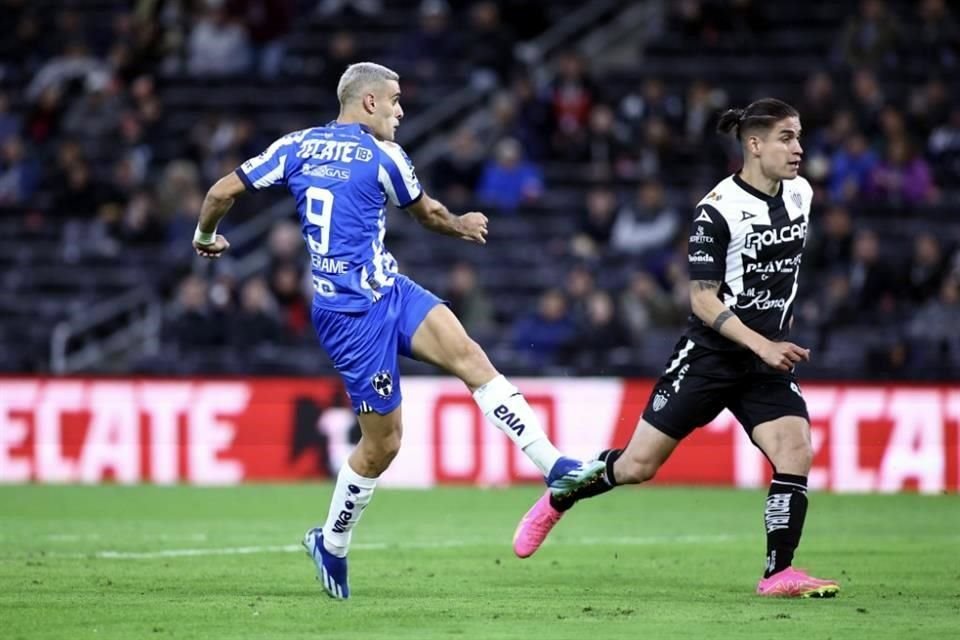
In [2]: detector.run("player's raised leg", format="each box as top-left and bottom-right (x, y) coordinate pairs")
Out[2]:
(304, 403), (402, 599)
(410, 304), (604, 493)
(751, 416), (839, 598)
(513, 419), (679, 557)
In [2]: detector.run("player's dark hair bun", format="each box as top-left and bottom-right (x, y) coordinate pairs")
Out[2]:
(716, 99), (798, 140)
(716, 108), (746, 135)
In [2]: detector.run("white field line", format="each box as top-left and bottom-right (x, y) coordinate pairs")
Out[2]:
(48, 534), (748, 560)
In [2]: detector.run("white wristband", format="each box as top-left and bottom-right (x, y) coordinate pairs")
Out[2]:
(193, 226), (217, 245)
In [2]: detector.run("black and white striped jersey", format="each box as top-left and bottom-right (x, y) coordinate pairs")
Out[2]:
(683, 173), (813, 351)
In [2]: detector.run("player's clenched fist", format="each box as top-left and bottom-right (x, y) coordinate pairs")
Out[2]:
(193, 235), (231, 258)
(458, 212), (488, 244)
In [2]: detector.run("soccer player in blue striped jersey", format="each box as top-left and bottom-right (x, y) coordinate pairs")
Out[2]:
(192, 62), (604, 599)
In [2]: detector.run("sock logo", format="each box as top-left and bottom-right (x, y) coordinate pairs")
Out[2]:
(764, 493), (792, 533)
(331, 504), (354, 533)
(493, 404), (525, 435)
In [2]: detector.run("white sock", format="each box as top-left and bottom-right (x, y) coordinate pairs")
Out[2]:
(473, 375), (563, 475)
(321, 462), (377, 557)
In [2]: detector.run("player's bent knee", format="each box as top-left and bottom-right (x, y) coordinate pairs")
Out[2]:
(769, 439), (813, 474)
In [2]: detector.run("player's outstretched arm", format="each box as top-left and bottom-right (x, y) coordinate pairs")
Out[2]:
(405, 192), (488, 244)
(193, 172), (246, 258)
(690, 280), (809, 371)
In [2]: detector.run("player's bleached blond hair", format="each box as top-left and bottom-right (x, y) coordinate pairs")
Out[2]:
(336, 62), (400, 107)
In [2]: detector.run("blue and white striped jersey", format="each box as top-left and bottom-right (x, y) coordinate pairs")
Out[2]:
(235, 121), (423, 311)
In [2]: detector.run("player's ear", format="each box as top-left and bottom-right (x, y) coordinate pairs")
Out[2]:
(362, 92), (376, 114)
(746, 133), (762, 158)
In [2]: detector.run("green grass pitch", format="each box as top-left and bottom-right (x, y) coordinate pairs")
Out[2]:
(1, 485), (957, 639)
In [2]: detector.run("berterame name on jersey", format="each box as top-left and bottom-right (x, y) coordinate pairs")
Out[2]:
(684, 173), (813, 351)
(234, 121), (422, 311)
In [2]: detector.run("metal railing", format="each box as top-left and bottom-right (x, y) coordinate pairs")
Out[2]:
(50, 286), (162, 373)
(49, 197), (295, 373)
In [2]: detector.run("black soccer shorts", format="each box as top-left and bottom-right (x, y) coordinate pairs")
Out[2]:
(641, 337), (810, 441)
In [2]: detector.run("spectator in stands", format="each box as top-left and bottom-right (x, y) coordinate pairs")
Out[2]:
(915, 0), (959, 70)
(928, 107), (960, 181)
(62, 71), (125, 160)
(187, 0), (252, 77)
(476, 137), (543, 213)
(511, 288), (577, 367)
(867, 137), (937, 205)
(839, 0), (900, 68)
(908, 79), (951, 140)
(52, 160), (111, 220)
(229, 276), (284, 349)
(828, 131), (878, 203)
(318, 31), (358, 90)
(848, 229), (900, 316)
(117, 110), (153, 187)
(431, 127), (484, 208)
(395, 0), (460, 86)
(574, 290), (630, 367)
(0, 93), (19, 146)
(550, 50), (597, 152)
(507, 73), (553, 161)
(802, 270), (857, 341)
(156, 159), (201, 220)
(0, 136), (39, 205)
(443, 261), (494, 337)
(619, 77), (683, 140)
(684, 79), (725, 143)
(619, 270), (682, 343)
(908, 275), (960, 370)
(269, 261), (310, 338)
(165, 189), (205, 254)
(164, 274), (222, 351)
(807, 205), (854, 275)
(850, 70), (886, 137)
(904, 233), (948, 304)
(610, 180), (679, 258)
(799, 71), (837, 134)
(23, 86), (63, 146)
(117, 188), (165, 246)
(568, 104), (633, 178)
(228, 0), (293, 78)
(570, 185), (618, 259)
(463, 1), (514, 84)
(563, 263), (596, 326)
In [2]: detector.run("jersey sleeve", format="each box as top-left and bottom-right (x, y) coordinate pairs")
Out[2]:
(687, 203), (730, 281)
(374, 140), (423, 208)
(235, 133), (298, 191)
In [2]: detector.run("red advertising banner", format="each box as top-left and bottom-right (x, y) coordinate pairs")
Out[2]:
(0, 378), (957, 493)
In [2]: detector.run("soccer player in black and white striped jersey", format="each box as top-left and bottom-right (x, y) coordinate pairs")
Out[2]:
(512, 98), (840, 598)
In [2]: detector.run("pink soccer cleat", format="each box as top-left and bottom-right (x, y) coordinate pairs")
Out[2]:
(756, 567), (840, 598)
(513, 491), (564, 558)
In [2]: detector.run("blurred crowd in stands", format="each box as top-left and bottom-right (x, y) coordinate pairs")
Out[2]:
(1, 0), (959, 378)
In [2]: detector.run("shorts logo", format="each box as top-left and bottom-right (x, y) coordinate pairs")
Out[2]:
(652, 391), (669, 412)
(371, 370), (394, 398)
(790, 382), (802, 397)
